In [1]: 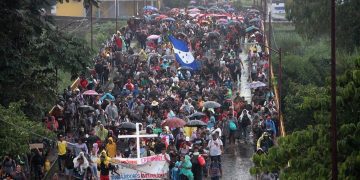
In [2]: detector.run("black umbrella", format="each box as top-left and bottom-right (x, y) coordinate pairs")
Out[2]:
(130, 113), (142, 122)
(119, 122), (136, 130)
(186, 120), (207, 127)
(203, 101), (221, 108)
(208, 32), (220, 39)
(188, 112), (206, 119)
(78, 105), (95, 112)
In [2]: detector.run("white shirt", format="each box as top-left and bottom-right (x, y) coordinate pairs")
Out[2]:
(207, 138), (223, 156)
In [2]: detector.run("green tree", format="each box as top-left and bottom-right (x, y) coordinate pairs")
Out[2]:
(0, 101), (55, 157)
(251, 58), (360, 179)
(285, 0), (360, 51)
(0, 0), (93, 118)
(163, 0), (190, 8)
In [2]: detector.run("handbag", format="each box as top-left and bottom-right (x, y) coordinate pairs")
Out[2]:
(197, 155), (206, 167)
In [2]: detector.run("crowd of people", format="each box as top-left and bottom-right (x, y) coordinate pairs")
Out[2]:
(1, 1), (280, 180)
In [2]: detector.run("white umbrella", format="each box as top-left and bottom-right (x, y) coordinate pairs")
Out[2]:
(147, 35), (160, 40)
(247, 81), (267, 89)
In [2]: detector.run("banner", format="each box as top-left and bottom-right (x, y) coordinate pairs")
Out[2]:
(110, 155), (169, 179)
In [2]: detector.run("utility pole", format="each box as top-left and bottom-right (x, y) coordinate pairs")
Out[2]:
(133, 0), (136, 16)
(90, 4), (93, 50)
(330, 0), (337, 179)
(115, 0), (118, 32)
(278, 48), (282, 123)
(268, 11), (272, 89)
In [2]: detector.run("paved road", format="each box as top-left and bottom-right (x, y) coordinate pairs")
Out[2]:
(222, 141), (255, 180)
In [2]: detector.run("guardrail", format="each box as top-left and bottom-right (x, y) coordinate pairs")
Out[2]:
(42, 157), (59, 180)
(262, 21), (286, 137)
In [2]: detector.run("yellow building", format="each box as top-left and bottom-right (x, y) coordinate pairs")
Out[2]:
(53, 0), (162, 18)
(55, 0), (86, 17)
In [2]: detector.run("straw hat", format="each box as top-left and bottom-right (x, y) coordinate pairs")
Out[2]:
(151, 101), (159, 106)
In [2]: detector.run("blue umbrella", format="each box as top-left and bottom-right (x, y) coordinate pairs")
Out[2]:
(143, 6), (158, 11)
(227, 8), (235, 12)
(246, 26), (260, 33)
(162, 17), (175, 22)
(97, 93), (115, 104)
(249, 18), (261, 23)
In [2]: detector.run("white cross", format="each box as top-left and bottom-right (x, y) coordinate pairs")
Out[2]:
(117, 123), (158, 164)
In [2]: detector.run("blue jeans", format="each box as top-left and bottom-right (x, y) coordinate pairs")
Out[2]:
(90, 165), (98, 180)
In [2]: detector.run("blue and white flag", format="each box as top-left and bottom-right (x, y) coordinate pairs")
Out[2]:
(168, 35), (199, 70)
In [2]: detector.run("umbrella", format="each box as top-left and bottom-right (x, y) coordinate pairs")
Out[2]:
(249, 18), (261, 23)
(208, 31), (220, 38)
(186, 120), (207, 127)
(248, 9), (260, 13)
(161, 117), (186, 128)
(100, 93), (115, 102)
(216, 19), (228, 24)
(170, 8), (179, 13)
(78, 105), (95, 112)
(162, 55), (175, 60)
(130, 113), (142, 122)
(128, 54), (139, 60)
(119, 122), (136, 130)
(83, 90), (99, 96)
(227, 20), (241, 25)
(162, 17), (175, 22)
(203, 101), (221, 108)
(147, 35), (160, 40)
(246, 26), (260, 33)
(197, 6), (207, 10)
(148, 53), (160, 58)
(155, 14), (168, 21)
(248, 81), (267, 89)
(227, 8), (235, 12)
(178, 66), (193, 71)
(188, 8), (201, 13)
(149, 13), (160, 19)
(188, 112), (206, 119)
(143, 6), (158, 11)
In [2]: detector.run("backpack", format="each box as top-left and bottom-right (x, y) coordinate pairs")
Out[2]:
(198, 155), (206, 167)
(241, 114), (251, 127)
(229, 121), (237, 131)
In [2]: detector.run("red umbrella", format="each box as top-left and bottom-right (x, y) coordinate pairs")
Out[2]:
(161, 117), (186, 128)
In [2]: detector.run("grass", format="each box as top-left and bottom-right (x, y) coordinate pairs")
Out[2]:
(241, 0), (254, 7)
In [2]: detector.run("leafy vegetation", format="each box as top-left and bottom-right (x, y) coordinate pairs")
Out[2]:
(251, 1), (360, 177)
(285, 0), (360, 51)
(0, 101), (55, 157)
(251, 58), (360, 179)
(0, 0), (93, 119)
(163, 0), (190, 8)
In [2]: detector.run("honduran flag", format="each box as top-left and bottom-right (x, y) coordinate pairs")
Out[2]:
(168, 35), (200, 70)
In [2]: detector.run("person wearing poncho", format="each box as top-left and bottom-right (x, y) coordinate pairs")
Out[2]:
(97, 150), (113, 180)
(106, 137), (117, 158)
(73, 152), (89, 179)
(179, 155), (194, 180)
